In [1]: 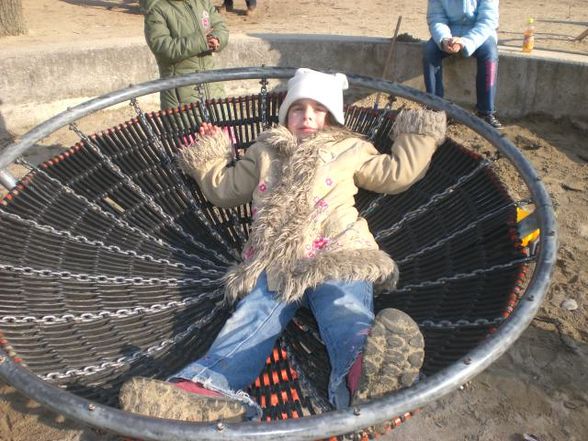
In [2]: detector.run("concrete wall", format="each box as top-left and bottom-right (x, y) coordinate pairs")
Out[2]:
(1, 34), (586, 135)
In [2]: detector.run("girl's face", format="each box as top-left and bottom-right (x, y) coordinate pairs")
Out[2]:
(286, 99), (329, 139)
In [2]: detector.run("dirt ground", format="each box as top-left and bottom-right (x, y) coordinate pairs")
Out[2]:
(0, 1), (587, 441)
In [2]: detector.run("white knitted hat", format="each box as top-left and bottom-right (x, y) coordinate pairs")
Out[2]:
(278, 68), (349, 126)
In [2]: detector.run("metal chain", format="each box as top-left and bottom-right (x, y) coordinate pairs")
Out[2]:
(14, 157), (35, 170)
(195, 85), (211, 122)
(259, 75), (269, 129)
(367, 107), (392, 141)
(418, 316), (504, 329)
(69, 122), (235, 263)
(391, 256), (534, 293)
(130, 98), (246, 254)
(395, 200), (522, 265)
(0, 262), (220, 289)
(0, 209), (224, 273)
(0, 288), (222, 325)
(16, 166), (216, 266)
(41, 294), (225, 381)
(372, 159), (494, 241)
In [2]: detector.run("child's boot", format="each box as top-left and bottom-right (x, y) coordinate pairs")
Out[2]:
(119, 377), (249, 422)
(352, 308), (424, 403)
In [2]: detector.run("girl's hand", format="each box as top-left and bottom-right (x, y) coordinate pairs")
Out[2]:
(207, 36), (220, 51)
(441, 37), (461, 54)
(449, 37), (464, 52)
(198, 122), (222, 138)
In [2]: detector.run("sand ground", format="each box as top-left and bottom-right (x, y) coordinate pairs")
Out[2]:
(0, 1), (587, 441)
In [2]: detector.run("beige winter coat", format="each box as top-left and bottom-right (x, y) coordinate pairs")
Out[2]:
(178, 109), (446, 304)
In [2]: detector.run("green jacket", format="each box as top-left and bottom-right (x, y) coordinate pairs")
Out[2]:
(141, 0), (229, 109)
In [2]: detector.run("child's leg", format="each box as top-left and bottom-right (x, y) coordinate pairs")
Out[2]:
(306, 280), (425, 410)
(172, 272), (300, 392)
(305, 279), (375, 409)
(422, 38), (450, 97)
(120, 272), (299, 421)
(472, 38), (499, 115)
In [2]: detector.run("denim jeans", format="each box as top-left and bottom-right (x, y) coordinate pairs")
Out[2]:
(422, 37), (498, 114)
(171, 272), (374, 414)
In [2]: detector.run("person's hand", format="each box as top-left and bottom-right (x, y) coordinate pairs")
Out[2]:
(198, 122), (222, 138)
(441, 37), (462, 54)
(449, 37), (464, 53)
(207, 34), (220, 51)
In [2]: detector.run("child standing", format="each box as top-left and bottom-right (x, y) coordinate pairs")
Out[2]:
(120, 68), (447, 422)
(141, 0), (229, 109)
(219, 0), (257, 16)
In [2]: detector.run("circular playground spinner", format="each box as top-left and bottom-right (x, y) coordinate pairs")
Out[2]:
(0, 67), (557, 440)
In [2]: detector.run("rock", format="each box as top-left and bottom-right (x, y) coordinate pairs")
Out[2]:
(561, 182), (584, 192)
(560, 299), (578, 311)
(563, 401), (579, 409)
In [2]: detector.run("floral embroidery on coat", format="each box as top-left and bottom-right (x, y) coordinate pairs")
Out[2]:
(305, 236), (330, 259)
(312, 236), (330, 250)
(316, 198), (328, 210)
(242, 246), (255, 261)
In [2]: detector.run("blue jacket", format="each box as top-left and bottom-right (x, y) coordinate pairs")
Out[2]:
(427, 0), (499, 56)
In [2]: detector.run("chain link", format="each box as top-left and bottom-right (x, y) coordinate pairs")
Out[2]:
(14, 157), (35, 170)
(372, 159), (494, 240)
(396, 200), (520, 265)
(30, 167), (183, 255)
(367, 107), (392, 141)
(0, 289), (221, 325)
(0, 210), (224, 274)
(195, 85), (211, 123)
(40, 293), (225, 381)
(418, 317), (504, 329)
(391, 256), (534, 293)
(130, 99), (244, 258)
(0, 262), (221, 292)
(259, 75), (269, 130)
(70, 122), (237, 263)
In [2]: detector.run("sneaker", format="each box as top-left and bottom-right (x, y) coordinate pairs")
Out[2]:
(119, 377), (248, 422)
(352, 308), (424, 404)
(476, 112), (503, 129)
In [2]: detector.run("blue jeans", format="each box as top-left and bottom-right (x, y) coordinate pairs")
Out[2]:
(172, 272), (374, 414)
(422, 37), (498, 114)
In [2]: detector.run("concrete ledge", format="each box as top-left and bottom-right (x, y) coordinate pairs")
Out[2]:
(1, 33), (587, 134)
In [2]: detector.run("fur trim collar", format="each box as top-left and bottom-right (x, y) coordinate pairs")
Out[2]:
(256, 125), (362, 157)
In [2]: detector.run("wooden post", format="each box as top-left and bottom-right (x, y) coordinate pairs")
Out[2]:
(574, 27), (588, 42)
(374, 16), (403, 109)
